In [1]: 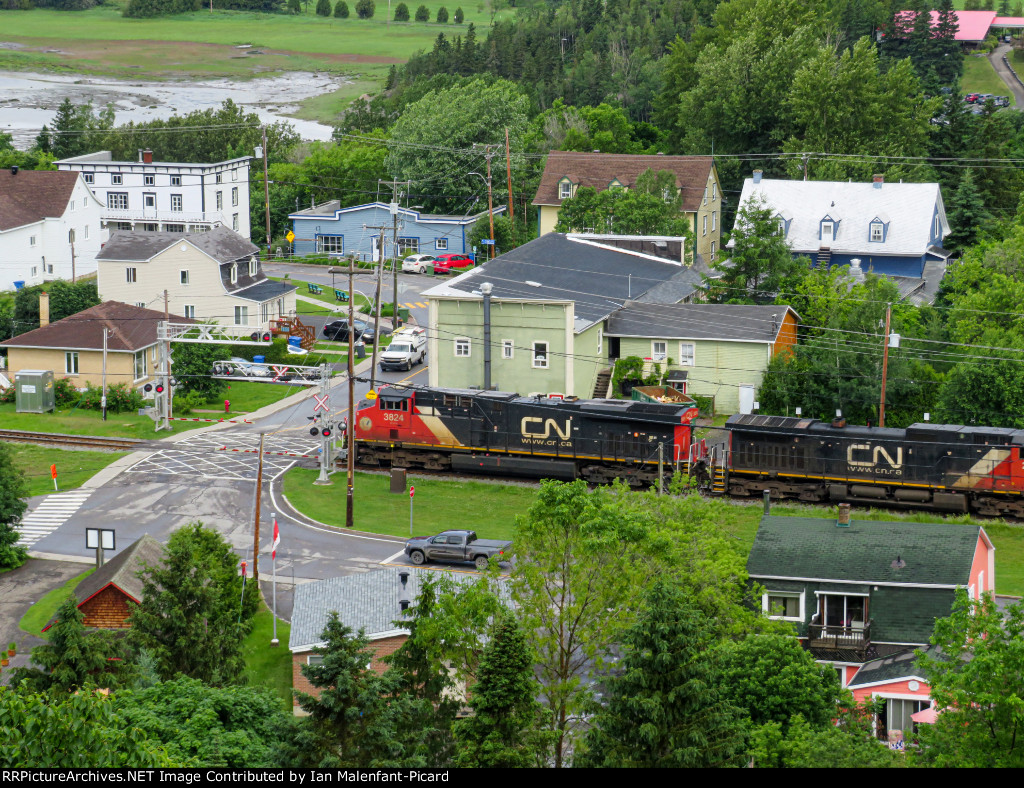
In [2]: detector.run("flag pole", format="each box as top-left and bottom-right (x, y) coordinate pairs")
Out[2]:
(271, 512), (279, 646)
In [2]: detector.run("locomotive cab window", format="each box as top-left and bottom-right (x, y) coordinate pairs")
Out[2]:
(380, 399), (409, 412)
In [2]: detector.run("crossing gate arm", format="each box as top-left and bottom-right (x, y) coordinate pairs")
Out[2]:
(159, 322), (273, 346)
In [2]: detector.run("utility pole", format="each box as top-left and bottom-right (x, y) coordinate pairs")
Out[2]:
(252, 431), (265, 585)
(261, 127), (271, 253)
(346, 265), (356, 529)
(164, 289), (172, 424)
(658, 442), (664, 495)
(362, 226), (391, 392)
(473, 144), (497, 258)
(379, 179), (411, 327)
(505, 128), (513, 224)
(70, 235), (76, 283)
(101, 327), (108, 421)
(879, 303), (892, 428)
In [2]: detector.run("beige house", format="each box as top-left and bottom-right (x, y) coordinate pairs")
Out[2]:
(0, 300), (191, 390)
(532, 152), (723, 262)
(96, 226), (296, 329)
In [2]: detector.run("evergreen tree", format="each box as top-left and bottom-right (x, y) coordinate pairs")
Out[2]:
(355, 0), (373, 17)
(11, 596), (119, 692)
(316, 0), (330, 14)
(945, 169), (991, 252)
(393, 1), (408, 20)
(1000, 0), (1011, 14)
(128, 522), (259, 687)
(0, 441), (28, 570)
(288, 0), (301, 12)
(436, 5), (447, 23)
(414, 3), (427, 21)
(578, 580), (746, 768)
(34, 125), (51, 154)
(334, 0), (348, 15)
(50, 98), (89, 160)
(934, 0), (964, 86)
(453, 5), (462, 23)
(453, 617), (545, 768)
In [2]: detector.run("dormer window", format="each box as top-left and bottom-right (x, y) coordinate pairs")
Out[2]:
(777, 218), (787, 237)
(230, 264), (238, 284)
(608, 179), (623, 190)
(249, 257), (258, 277)
(870, 221), (884, 242)
(558, 179), (573, 200)
(820, 218), (835, 243)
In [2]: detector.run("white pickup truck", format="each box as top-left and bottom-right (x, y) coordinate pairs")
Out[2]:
(378, 327), (427, 372)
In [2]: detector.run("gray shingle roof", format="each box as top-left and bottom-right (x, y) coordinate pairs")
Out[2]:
(289, 201), (498, 224)
(289, 567), (510, 651)
(230, 279), (297, 302)
(847, 646), (935, 688)
(423, 233), (693, 330)
(0, 169), (80, 231)
(747, 516), (981, 586)
(606, 302), (797, 342)
(96, 225), (259, 264)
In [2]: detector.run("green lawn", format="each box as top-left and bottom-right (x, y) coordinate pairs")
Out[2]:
(283, 468), (534, 539)
(19, 567), (96, 639)
(9, 445), (129, 497)
(242, 604), (293, 711)
(962, 55), (1016, 104)
(281, 278), (373, 313)
(0, 402), (201, 439)
(217, 380), (298, 415)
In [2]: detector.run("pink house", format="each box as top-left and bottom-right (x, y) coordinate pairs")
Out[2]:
(894, 9), (1024, 45)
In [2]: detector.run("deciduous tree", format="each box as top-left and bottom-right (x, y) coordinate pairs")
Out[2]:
(0, 441), (27, 570)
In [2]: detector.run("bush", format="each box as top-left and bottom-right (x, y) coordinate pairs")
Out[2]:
(316, 0), (330, 14)
(53, 377), (80, 407)
(173, 390), (208, 416)
(393, 0), (408, 20)
(435, 4), (447, 22)
(334, 0), (348, 15)
(414, 3), (427, 20)
(288, 0), (300, 12)
(453, 5), (462, 22)
(355, 0), (373, 17)
(105, 383), (144, 414)
(123, 0), (199, 17)
(0, 385), (14, 405)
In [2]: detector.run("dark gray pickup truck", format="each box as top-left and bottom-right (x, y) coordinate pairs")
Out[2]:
(405, 529), (512, 571)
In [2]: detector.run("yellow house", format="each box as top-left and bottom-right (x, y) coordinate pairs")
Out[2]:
(0, 300), (191, 391)
(532, 151), (723, 262)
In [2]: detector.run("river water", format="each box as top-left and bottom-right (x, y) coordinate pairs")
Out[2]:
(0, 69), (345, 149)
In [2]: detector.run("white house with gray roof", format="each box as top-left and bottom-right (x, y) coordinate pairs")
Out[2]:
(734, 173), (951, 304)
(96, 225), (296, 329)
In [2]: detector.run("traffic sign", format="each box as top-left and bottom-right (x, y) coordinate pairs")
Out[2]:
(410, 486), (415, 498)
(480, 239), (495, 245)
(313, 394), (330, 412)
(285, 230), (295, 243)
(366, 391), (378, 400)
(50, 463), (57, 479)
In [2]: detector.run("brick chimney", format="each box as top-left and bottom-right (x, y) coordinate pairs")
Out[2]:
(39, 291), (49, 327)
(752, 169), (763, 184)
(872, 174), (884, 189)
(143, 149), (154, 164)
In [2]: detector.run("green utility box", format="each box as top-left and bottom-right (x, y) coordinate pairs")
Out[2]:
(398, 307), (411, 322)
(15, 369), (55, 413)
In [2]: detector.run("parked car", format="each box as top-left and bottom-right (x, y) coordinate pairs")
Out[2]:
(212, 357), (271, 377)
(404, 529), (512, 571)
(322, 319), (392, 344)
(378, 327), (427, 372)
(965, 93), (981, 103)
(432, 253), (475, 274)
(402, 254), (436, 274)
(993, 95), (1011, 107)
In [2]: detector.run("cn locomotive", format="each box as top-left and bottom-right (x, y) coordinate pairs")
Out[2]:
(354, 385), (698, 486)
(354, 385), (1024, 516)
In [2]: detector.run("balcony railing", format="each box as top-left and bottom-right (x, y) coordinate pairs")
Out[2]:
(808, 619), (873, 651)
(101, 209), (224, 225)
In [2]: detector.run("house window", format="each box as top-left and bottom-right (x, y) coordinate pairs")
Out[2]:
(317, 235), (344, 255)
(68, 229), (76, 244)
(134, 351), (147, 381)
(777, 217), (787, 236)
(261, 302), (270, 324)
(230, 264), (238, 284)
(435, 237), (448, 251)
(934, 214), (940, 238)
(171, 175), (181, 187)
(180, 270), (189, 285)
(306, 655), (324, 666)
(31, 266), (37, 278)
(111, 174), (123, 185)
(143, 193), (156, 209)
(652, 341), (667, 361)
(502, 340), (513, 359)
(821, 221), (834, 241)
(882, 698), (929, 739)
(144, 175), (155, 186)
(126, 267), (137, 283)
(83, 173), (94, 184)
(231, 187), (238, 207)
(763, 591), (803, 621)
(108, 193), (129, 210)
(232, 169), (238, 181)
(47, 263), (54, 274)
(679, 342), (696, 366)
(532, 341), (549, 369)
(65, 352), (79, 375)
(870, 222), (883, 242)
(702, 215), (707, 236)
(455, 337), (471, 357)
(171, 194), (183, 212)
(712, 182), (717, 201)
(135, 302), (146, 308)
(597, 328), (602, 356)
(710, 240), (716, 260)
(711, 211), (716, 231)
(559, 181), (572, 200)
(232, 214), (239, 231)
(703, 187), (708, 205)
(29, 236), (36, 247)
(216, 191), (223, 210)
(234, 306), (249, 325)
(249, 258), (258, 277)
(215, 173), (223, 184)
(82, 198), (87, 209)
(819, 594), (867, 630)
(165, 224), (184, 233)
(184, 304), (195, 319)
(398, 238), (419, 256)
(83, 225), (90, 240)
(69, 200), (75, 212)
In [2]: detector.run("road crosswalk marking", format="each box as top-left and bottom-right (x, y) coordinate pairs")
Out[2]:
(398, 302), (428, 309)
(16, 490), (93, 548)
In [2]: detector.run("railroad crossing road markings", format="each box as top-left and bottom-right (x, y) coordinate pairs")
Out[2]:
(123, 431), (322, 481)
(16, 490), (93, 548)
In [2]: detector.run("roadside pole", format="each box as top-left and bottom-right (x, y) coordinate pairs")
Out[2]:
(658, 442), (664, 495)
(347, 264), (356, 529)
(252, 431), (265, 585)
(409, 485), (415, 537)
(101, 327), (108, 421)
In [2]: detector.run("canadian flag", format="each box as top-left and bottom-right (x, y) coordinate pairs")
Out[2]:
(271, 517), (280, 560)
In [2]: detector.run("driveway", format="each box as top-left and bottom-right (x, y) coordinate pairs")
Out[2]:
(0, 558), (89, 683)
(988, 44), (1024, 107)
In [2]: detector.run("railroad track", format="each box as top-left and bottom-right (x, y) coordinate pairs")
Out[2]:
(0, 430), (143, 452)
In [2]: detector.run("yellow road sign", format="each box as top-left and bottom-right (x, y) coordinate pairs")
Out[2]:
(366, 391), (378, 400)
(285, 230), (295, 243)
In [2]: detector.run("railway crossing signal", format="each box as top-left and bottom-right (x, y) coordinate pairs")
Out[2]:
(313, 394), (330, 412)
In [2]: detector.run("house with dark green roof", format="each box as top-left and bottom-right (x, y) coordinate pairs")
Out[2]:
(747, 509), (994, 740)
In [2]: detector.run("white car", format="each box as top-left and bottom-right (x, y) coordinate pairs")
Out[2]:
(402, 254), (436, 274)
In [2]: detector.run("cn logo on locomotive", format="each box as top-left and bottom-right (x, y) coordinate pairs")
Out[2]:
(520, 417), (572, 441)
(847, 443), (904, 475)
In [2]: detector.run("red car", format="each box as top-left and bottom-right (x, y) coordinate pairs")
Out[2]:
(432, 253), (475, 274)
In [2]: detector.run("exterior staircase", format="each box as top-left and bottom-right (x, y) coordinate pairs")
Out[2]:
(593, 367), (613, 398)
(271, 315), (316, 350)
(816, 247), (832, 267)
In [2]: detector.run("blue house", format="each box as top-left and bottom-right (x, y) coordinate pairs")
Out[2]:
(732, 173), (951, 302)
(288, 202), (505, 261)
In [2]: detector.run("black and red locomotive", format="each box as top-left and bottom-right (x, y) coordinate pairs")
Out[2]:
(354, 385), (1024, 516)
